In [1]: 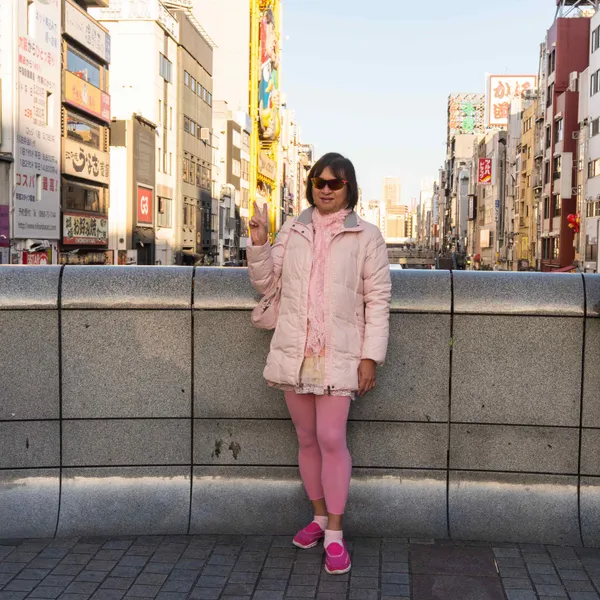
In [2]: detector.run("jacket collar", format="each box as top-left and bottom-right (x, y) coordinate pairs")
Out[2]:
(296, 207), (362, 230)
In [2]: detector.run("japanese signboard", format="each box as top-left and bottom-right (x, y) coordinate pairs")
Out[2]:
(487, 75), (537, 128)
(23, 249), (52, 264)
(137, 185), (153, 226)
(13, 0), (61, 240)
(92, 0), (178, 38)
(258, 6), (280, 141)
(447, 93), (485, 142)
(258, 151), (277, 180)
(64, 71), (110, 123)
(63, 137), (109, 184)
(478, 158), (493, 185)
(64, 0), (110, 63)
(63, 211), (108, 245)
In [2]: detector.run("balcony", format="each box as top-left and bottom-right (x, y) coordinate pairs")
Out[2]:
(521, 159), (529, 173)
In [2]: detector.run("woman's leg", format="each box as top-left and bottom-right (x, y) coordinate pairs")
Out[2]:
(315, 395), (352, 529)
(285, 391), (325, 513)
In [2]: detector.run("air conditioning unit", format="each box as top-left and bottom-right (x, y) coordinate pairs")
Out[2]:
(523, 89), (535, 100)
(200, 127), (210, 141)
(569, 71), (579, 92)
(573, 131), (580, 140)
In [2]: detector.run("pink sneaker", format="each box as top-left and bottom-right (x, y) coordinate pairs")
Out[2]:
(324, 540), (351, 575)
(293, 521), (325, 549)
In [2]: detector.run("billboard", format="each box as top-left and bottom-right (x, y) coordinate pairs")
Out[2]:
(64, 71), (110, 123)
(64, 0), (110, 63)
(487, 75), (537, 128)
(63, 138), (110, 184)
(447, 93), (485, 142)
(137, 185), (153, 226)
(63, 212), (108, 245)
(478, 158), (493, 185)
(258, 7), (280, 141)
(13, 0), (62, 240)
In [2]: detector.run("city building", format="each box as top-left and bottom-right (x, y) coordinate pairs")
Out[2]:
(539, 12), (590, 270)
(0, 0), (65, 264)
(60, 0), (111, 265)
(579, 10), (600, 272)
(93, 0), (214, 265)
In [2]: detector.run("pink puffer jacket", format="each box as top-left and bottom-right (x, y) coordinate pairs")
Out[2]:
(247, 207), (392, 392)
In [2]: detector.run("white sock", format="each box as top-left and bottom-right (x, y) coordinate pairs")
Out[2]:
(324, 529), (343, 549)
(313, 515), (328, 531)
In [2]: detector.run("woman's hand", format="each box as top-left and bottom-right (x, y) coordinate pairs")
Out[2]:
(357, 359), (377, 397)
(249, 201), (269, 247)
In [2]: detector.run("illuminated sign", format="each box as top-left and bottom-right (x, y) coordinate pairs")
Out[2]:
(64, 71), (110, 123)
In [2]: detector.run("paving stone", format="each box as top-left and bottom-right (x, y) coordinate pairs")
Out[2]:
(285, 586), (317, 598)
(196, 575), (227, 588)
(86, 560), (117, 572)
(155, 593), (188, 600)
(349, 577), (379, 589)
(159, 579), (194, 593)
(188, 588), (221, 600)
(27, 587), (64, 599)
(63, 581), (100, 594)
(100, 577), (136, 590)
(104, 542), (134, 551)
(260, 569), (291, 580)
(547, 547), (578, 560)
(567, 593), (600, 599)
(380, 584), (410, 596)
(316, 594), (347, 600)
(90, 590), (125, 600)
(520, 545), (547, 554)
(381, 572), (409, 585)
(174, 559), (204, 570)
(559, 569), (590, 581)
(289, 575), (319, 587)
(493, 548), (521, 558)
(553, 559), (583, 570)
(496, 557), (526, 567)
(0, 563), (26, 575)
(253, 592), (285, 600)
(291, 564), (320, 575)
(42, 575), (76, 587)
(228, 572), (259, 584)
(500, 567), (529, 578)
(534, 584), (568, 597)
(350, 556), (379, 567)
(564, 580), (596, 592)
(207, 555), (236, 567)
(181, 549), (211, 560)
(126, 548), (156, 558)
(119, 556), (149, 568)
(29, 560), (61, 570)
(256, 579), (288, 591)
(234, 561), (267, 573)
(317, 581), (347, 593)
(524, 554), (553, 565)
(61, 555), (92, 566)
(16, 567), (52, 579)
(528, 563), (558, 575)
(5, 552), (40, 562)
(142, 564), (173, 576)
(38, 550), (69, 560)
(505, 592), (537, 600)
(223, 583), (256, 596)
(502, 577), (534, 589)
(50, 565), (85, 577)
(125, 584), (162, 597)
(348, 590), (378, 600)
(111, 567), (143, 579)
(2, 579), (38, 592)
(531, 572), (562, 585)
(74, 572), (106, 583)
(264, 559), (294, 570)
(134, 573), (168, 586)
(167, 569), (198, 581)
(0, 593), (28, 600)
(381, 563), (408, 573)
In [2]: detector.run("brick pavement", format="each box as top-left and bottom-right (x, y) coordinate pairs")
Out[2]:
(1, 535), (600, 600)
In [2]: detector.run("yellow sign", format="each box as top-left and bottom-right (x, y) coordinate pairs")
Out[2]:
(64, 71), (111, 123)
(258, 151), (277, 181)
(63, 137), (110, 184)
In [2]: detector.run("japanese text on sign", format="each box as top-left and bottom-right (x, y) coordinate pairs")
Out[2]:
(63, 212), (108, 245)
(487, 75), (537, 128)
(478, 158), (493, 185)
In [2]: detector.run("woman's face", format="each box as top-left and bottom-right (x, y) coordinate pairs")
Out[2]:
(312, 166), (349, 214)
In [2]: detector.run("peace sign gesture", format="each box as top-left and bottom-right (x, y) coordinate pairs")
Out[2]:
(249, 201), (269, 246)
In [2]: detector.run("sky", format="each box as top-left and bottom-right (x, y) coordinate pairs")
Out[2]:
(280, 0), (556, 205)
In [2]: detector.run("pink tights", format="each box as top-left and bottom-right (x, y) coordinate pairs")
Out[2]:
(284, 391), (352, 515)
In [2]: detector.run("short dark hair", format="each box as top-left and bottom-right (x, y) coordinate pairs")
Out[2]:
(306, 152), (359, 210)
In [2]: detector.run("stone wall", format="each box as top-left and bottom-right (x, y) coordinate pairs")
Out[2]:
(1, 266), (599, 546)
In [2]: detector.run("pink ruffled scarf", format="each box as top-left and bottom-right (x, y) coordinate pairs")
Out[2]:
(305, 207), (351, 357)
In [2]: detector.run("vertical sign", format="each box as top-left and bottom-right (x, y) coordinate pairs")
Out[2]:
(137, 185), (153, 225)
(487, 75), (537, 129)
(14, 0), (61, 240)
(478, 158), (493, 185)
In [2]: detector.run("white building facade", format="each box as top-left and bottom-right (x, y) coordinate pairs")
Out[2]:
(0, 0), (62, 264)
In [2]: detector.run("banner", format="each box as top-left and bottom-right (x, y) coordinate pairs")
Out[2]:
(64, 0), (110, 62)
(137, 185), (153, 225)
(64, 71), (110, 123)
(63, 212), (108, 245)
(478, 158), (493, 185)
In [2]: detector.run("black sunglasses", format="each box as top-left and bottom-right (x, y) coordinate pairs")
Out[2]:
(311, 177), (348, 191)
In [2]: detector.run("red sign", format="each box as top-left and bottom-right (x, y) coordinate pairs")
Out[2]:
(137, 185), (153, 225)
(23, 250), (52, 265)
(478, 158), (493, 185)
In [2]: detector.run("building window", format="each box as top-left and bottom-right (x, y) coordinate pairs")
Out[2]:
(548, 49), (556, 74)
(241, 159), (249, 181)
(593, 25), (600, 53)
(592, 71), (600, 96)
(184, 71), (190, 87)
(158, 99), (162, 123)
(159, 53), (172, 83)
(207, 92), (212, 107)
(241, 188), (249, 209)
(184, 116), (190, 133)
(189, 162), (196, 186)
(553, 155), (562, 180)
(66, 110), (101, 149)
(547, 83), (554, 107)
(232, 130), (241, 148)
(190, 121), (196, 136)
(591, 117), (600, 138)
(157, 197), (172, 228)
(163, 150), (167, 174)
(552, 194), (561, 217)
(545, 125), (552, 149)
(196, 162), (201, 187)
(63, 181), (107, 214)
(544, 196), (551, 219)
(183, 157), (190, 183)
(170, 107), (173, 130)
(232, 159), (241, 177)
(589, 158), (600, 178)
(555, 119), (563, 143)
(67, 46), (102, 89)
(157, 147), (161, 173)
(544, 161), (550, 184)
(169, 152), (172, 175)
(202, 87), (207, 102)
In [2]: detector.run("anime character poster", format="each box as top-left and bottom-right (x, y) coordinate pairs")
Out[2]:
(258, 8), (280, 141)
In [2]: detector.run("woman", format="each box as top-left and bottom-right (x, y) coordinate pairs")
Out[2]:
(247, 153), (391, 575)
